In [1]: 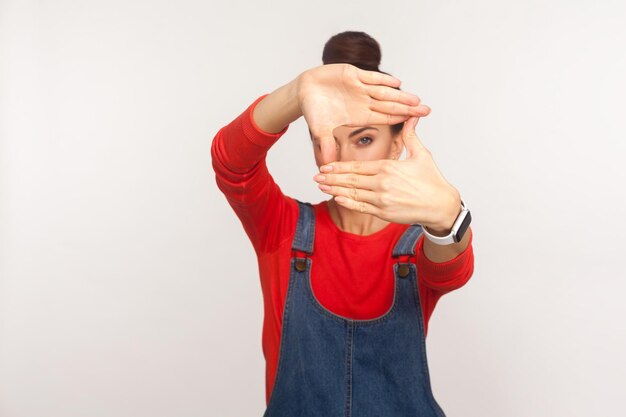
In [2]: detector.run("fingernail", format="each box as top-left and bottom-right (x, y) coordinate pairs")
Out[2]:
(320, 165), (333, 172)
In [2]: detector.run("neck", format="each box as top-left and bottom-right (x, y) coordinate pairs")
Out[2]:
(326, 198), (390, 236)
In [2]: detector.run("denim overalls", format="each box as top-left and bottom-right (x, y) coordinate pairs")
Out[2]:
(263, 200), (447, 417)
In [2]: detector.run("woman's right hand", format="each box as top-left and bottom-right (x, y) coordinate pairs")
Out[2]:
(295, 63), (431, 165)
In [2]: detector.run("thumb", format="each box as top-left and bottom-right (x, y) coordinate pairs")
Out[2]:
(402, 116), (427, 159)
(312, 126), (338, 165)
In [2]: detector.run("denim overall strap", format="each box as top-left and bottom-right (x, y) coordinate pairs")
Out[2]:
(264, 201), (447, 417)
(291, 199), (315, 255)
(392, 223), (424, 257)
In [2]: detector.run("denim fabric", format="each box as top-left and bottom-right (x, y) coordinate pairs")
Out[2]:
(263, 200), (447, 417)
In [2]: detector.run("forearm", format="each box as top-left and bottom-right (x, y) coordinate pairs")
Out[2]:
(253, 77), (303, 134)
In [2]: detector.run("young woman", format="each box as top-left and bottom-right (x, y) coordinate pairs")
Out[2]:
(211, 31), (474, 417)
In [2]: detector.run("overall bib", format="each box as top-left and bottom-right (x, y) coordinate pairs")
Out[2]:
(263, 200), (447, 417)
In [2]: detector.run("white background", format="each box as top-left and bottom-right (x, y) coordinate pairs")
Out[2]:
(1, 1), (625, 416)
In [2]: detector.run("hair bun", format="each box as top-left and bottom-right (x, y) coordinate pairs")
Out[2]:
(322, 31), (382, 72)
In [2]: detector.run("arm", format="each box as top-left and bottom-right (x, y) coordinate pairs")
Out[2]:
(416, 226), (474, 293)
(417, 190), (475, 292)
(210, 78), (303, 254)
(212, 65), (430, 254)
(252, 79), (302, 134)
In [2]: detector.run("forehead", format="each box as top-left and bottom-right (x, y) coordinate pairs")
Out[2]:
(309, 124), (386, 139)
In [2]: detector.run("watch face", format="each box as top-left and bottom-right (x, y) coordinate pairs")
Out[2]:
(454, 211), (472, 242)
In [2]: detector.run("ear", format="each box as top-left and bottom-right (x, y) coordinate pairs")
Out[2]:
(391, 130), (404, 156)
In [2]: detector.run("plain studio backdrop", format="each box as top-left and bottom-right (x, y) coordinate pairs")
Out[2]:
(1, 0), (625, 416)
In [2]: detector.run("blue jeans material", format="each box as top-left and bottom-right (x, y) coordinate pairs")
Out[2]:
(263, 200), (447, 417)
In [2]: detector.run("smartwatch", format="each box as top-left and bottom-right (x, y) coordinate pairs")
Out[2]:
(420, 197), (471, 245)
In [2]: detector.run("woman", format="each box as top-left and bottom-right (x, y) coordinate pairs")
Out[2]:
(211, 31), (474, 417)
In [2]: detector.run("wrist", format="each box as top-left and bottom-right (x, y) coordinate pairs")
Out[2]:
(422, 191), (462, 236)
(288, 75), (304, 119)
(291, 70), (314, 122)
(422, 223), (453, 237)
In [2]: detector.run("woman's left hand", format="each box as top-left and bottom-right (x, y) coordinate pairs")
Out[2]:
(313, 116), (462, 233)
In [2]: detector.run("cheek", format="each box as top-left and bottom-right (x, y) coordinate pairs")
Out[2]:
(363, 141), (390, 158)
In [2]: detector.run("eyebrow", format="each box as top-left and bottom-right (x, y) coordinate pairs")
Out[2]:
(309, 126), (379, 140)
(349, 126), (379, 138)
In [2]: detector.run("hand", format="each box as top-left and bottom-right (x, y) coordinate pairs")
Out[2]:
(313, 116), (461, 231)
(296, 64), (431, 165)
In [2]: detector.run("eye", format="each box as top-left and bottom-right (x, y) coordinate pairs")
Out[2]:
(358, 136), (373, 145)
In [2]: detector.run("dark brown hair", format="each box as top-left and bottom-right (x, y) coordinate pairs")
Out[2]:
(322, 31), (405, 136)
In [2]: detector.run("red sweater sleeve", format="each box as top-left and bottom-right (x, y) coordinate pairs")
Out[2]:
(210, 93), (297, 254)
(416, 226), (475, 293)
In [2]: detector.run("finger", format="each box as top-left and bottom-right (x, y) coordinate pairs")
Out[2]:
(334, 195), (382, 217)
(343, 111), (412, 127)
(364, 84), (422, 107)
(310, 125), (338, 163)
(356, 67), (402, 88)
(402, 116), (429, 159)
(319, 184), (379, 205)
(320, 158), (385, 175)
(369, 99), (431, 118)
(319, 137), (338, 165)
(316, 172), (379, 190)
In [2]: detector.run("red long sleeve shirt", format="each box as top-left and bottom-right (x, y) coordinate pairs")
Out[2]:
(210, 93), (475, 406)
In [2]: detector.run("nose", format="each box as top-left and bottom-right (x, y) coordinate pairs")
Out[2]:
(338, 146), (360, 163)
